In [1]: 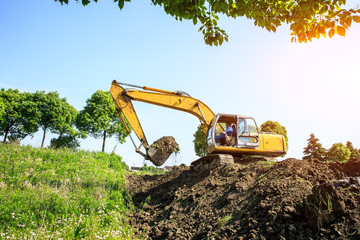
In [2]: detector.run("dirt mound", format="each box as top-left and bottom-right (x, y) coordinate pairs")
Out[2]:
(147, 136), (179, 166)
(127, 158), (360, 239)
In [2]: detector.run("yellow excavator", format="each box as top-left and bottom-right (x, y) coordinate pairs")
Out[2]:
(110, 80), (286, 170)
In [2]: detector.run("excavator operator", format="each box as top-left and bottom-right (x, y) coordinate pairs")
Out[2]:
(215, 122), (235, 146)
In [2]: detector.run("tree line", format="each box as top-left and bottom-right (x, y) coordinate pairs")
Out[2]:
(2, 88), (358, 163)
(303, 133), (359, 162)
(0, 88), (127, 151)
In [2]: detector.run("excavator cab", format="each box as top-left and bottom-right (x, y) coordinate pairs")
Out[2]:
(207, 113), (264, 155)
(211, 114), (237, 147)
(206, 113), (286, 158)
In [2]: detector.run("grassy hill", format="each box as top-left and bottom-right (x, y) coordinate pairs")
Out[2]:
(0, 143), (137, 239)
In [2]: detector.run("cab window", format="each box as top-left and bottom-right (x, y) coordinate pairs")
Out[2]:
(238, 118), (259, 144)
(246, 119), (258, 134)
(238, 118), (245, 134)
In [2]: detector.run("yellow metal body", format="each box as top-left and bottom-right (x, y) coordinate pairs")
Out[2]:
(110, 80), (286, 158)
(110, 80), (215, 148)
(209, 134), (286, 157)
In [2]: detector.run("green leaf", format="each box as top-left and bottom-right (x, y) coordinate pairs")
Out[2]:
(82, 0), (90, 5)
(118, 0), (124, 10)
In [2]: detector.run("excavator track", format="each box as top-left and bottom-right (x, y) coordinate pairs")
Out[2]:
(190, 154), (234, 171)
(190, 154), (276, 171)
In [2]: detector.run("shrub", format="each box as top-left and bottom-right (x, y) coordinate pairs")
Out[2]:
(325, 143), (351, 163)
(139, 165), (164, 175)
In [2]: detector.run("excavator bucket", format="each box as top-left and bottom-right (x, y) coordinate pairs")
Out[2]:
(147, 136), (179, 166)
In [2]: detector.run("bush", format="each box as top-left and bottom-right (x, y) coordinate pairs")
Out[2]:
(325, 143), (351, 163)
(193, 124), (208, 157)
(260, 120), (288, 149)
(139, 165), (164, 175)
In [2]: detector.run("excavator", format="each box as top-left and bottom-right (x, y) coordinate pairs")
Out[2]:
(110, 80), (286, 170)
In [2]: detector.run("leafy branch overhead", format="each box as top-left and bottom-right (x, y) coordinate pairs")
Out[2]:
(55, 0), (360, 46)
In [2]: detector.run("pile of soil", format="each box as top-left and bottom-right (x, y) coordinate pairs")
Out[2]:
(127, 158), (360, 239)
(147, 136), (179, 166)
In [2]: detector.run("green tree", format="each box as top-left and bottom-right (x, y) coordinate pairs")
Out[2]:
(260, 120), (288, 149)
(55, 0), (360, 46)
(0, 99), (5, 123)
(33, 91), (78, 148)
(193, 124), (208, 157)
(0, 89), (39, 142)
(326, 142), (351, 162)
(346, 141), (360, 161)
(76, 90), (128, 152)
(50, 134), (80, 149)
(303, 133), (326, 160)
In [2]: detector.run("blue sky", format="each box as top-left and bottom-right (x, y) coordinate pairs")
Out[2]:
(1, 0), (360, 167)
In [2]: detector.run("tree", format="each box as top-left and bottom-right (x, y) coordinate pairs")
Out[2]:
(33, 91), (78, 148)
(303, 133), (326, 160)
(0, 98), (4, 123)
(326, 142), (351, 162)
(50, 134), (80, 149)
(193, 124), (208, 157)
(76, 90), (128, 152)
(260, 120), (288, 149)
(55, 0), (360, 46)
(346, 141), (360, 161)
(0, 89), (39, 142)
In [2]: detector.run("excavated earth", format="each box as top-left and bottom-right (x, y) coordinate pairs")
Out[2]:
(126, 158), (360, 239)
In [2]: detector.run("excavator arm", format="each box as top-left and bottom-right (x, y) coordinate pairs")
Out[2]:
(110, 80), (215, 164)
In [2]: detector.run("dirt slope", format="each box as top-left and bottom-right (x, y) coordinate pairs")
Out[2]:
(127, 158), (360, 239)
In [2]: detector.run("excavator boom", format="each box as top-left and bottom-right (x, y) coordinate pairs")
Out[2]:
(110, 80), (215, 165)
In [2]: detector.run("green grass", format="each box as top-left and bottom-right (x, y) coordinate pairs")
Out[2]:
(138, 165), (165, 175)
(218, 214), (232, 227)
(0, 143), (137, 239)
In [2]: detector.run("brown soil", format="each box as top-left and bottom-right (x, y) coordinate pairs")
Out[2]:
(148, 136), (179, 166)
(127, 158), (360, 239)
